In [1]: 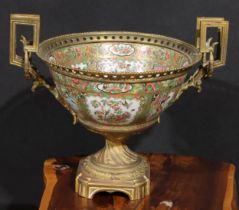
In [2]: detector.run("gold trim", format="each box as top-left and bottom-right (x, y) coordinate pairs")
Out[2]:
(176, 17), (229, 99)
(196, 17), (229, 68)
(10, 14), (40, 67)
(37, 31), (202, 82)
(76, 138), (150, 200)
(9, 13), (78, 124)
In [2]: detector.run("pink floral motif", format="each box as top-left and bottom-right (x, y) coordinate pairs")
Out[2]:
(145, 83), (157, 92)
(55, 51), (64, 59)
(147, 91), (175, 120)
(153, 65), (167, 72)
(97, 59), (146, 73)
(97, 83), (132, 94)
(72, 78), (80, 85)
(160, 92), (175, 110)
(74, 47), (81, 56)
(110, 44), (135, 56)
(140, 46), (153, 57)
(50, 42), (190, 74)
(85, 96), (140, 124)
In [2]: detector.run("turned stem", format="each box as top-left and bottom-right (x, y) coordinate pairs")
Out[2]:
(106, 134), (128, 144)
(91, 135), (139, 166)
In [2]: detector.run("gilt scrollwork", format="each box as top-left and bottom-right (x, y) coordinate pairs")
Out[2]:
(20, 35), (78, 124)
(176, 38), (218, 101)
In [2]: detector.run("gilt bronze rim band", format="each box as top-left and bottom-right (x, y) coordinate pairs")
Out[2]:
(37, 31), (202, 83)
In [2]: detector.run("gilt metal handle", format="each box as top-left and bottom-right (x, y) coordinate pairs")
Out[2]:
(176, 17), (229, 100)
(196, 17), (229, 68)
(9, 14), (77, 124)
(10, 14), (40, 67)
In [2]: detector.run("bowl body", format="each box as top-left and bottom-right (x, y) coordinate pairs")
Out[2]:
(51, 71), (186, 133)
(37, 32), (201, 134)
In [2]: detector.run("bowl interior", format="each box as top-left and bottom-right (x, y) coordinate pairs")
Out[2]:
(38, 32), (201, 78)
(48, 42), (190, 74)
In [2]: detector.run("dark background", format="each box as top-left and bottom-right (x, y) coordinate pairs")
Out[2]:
(0, 0), (239, 209)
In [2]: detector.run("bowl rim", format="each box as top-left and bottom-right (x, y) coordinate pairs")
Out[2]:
(37, 31), (202, 82)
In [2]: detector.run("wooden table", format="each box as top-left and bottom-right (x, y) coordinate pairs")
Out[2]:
(39, 154), (238, 210)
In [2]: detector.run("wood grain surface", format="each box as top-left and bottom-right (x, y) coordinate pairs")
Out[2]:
(39, 154), (238, 210)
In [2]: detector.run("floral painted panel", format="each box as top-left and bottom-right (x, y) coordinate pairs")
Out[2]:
(96, 59), (147, 73)
(97, 83), (132, 94)
(51, 70), (186, 126)
(85, 96), (140, 124)
(49, 43), (190, 73)
(109, 44), (135, 56)
(147, 91), (176, 121)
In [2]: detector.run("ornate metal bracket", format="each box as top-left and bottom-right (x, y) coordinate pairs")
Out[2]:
(196, 17), (229, 68)
(10, 14), (77, 124)
(176, 17), (229, 100)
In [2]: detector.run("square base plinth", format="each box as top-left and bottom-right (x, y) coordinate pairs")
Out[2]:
(39, 155), (238, 210)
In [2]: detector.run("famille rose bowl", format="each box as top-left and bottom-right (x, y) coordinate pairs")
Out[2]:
(10, 14), (228, 200)
(37, 32), (201, 135)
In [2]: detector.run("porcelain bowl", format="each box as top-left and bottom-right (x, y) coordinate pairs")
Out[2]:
(37, 32), (201, 135)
